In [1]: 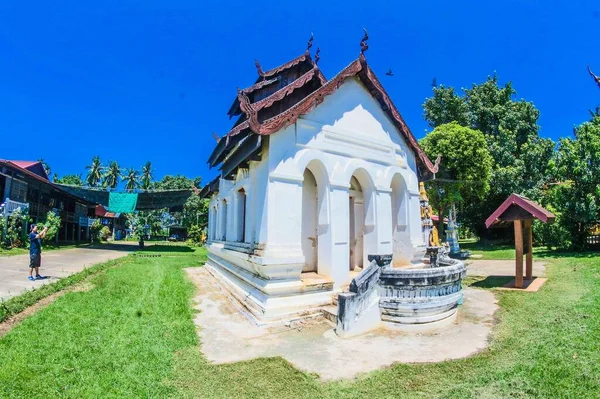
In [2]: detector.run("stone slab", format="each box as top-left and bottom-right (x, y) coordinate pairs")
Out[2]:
(499, 277), (547, 292)
(185, 267), (499, 381)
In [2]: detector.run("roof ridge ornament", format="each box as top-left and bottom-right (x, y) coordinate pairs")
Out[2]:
(255, 59), (265, 79)
(306, 32), (314, 55)
(360, 28), (369, 56)
(212, 132), (221, 142)
(315, 47), (321, 65)
(588, 66), (600, 89)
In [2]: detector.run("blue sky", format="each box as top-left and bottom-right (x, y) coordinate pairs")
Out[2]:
(0, 0), (599, 185)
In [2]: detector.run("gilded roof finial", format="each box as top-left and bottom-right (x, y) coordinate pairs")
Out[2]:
(315, 47), (321, 65)
(254, 59), (265, 79)
(360, 28), (369, 55)
(306, 32), (314, 54)
(589, 66), (600, 89)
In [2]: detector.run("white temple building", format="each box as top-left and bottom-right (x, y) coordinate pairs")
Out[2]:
(200, 35), (439, 323)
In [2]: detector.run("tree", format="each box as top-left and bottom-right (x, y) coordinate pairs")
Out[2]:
(38, 158), (51, 179)
(153, 175), (208, 230)
(423, 75), (555, 235)
(420, 122), (493, 237)
(53, 174), (84, 186)
(86, 156), (103, 187)
(547, 112), (600, 249)
(123, 168), (139, 191)
(41, 210), (61, 244)
(103, 161), (121, 189)
(141, 161), (153, 190)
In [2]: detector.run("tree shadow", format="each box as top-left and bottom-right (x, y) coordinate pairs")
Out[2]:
(138, 244), (195, 253)
(469, 275), (514, 289)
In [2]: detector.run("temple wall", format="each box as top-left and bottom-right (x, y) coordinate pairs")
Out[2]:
(208, 78), (425, 289)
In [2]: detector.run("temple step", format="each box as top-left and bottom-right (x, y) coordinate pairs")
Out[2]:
(321, 305), (338, 324)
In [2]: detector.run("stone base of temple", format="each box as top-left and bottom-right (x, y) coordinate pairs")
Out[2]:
(205, 253), (335, 325)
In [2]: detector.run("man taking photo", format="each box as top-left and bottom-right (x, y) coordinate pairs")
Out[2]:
(28, 224), (48, 281)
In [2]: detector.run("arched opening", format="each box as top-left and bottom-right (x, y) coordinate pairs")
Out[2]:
(235, 189), (246, 242)
(349, 176), (364, 270)
(301, 168), (318, 272)
(391, 174), (410, 266)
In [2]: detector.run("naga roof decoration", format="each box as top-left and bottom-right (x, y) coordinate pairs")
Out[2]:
(315, 47), (321, 65)
(589, 66), (600, 89)
(360, 28), (369, 55)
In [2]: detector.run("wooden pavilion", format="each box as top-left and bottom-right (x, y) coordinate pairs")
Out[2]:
(485, 194), (555, 288)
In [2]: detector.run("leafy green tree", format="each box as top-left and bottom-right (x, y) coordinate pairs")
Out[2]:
(547, 112), (600, 249)
(423, 75), (554, 235)
(103, 161), (121, 189)
(420, 122), (493, 236)
(41, 210), (62, 244)
(53, 174), (84, 186)
(123, 168), (139, 191)
(86, 156), (103, 187)
(153, 175), (208, 230)
(141, 162), (153, 190)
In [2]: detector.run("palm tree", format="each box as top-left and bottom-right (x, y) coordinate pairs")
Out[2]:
(103, 161), (121, 189)
(123, 168), (139, 191)
(141, 161), (153, 190)
(86, 156), (103, 187)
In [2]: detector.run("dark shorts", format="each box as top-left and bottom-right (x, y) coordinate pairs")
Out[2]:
(30, 253), (41, 268)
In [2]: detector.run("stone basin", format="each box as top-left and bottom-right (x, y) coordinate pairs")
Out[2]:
(378, 262), (467, 325)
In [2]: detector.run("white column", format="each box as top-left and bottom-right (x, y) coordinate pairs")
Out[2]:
(408, 191), (425, 247)
(264, 176), (303, 256)
(329, 184), (350, 288)
(376, 188), (393, 255)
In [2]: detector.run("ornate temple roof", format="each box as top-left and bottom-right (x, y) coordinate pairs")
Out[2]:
(206, 32), (440, 184)
(589, 66), (600, 89)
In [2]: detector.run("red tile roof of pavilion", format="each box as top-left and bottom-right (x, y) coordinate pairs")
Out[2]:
(485, 193), (555, 228)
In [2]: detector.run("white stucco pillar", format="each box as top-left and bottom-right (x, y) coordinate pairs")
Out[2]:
(408, 190), (425, 247)
(329, 183), (350, 288)
(376, 187), (393, 255)
(264, 175), (303, 257)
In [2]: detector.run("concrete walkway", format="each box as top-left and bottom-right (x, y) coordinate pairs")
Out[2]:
(186, 267), (498, 381)
(0, 243), (136, 300)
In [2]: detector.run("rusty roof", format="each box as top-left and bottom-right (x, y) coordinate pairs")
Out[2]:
(485, 193), (556, 228)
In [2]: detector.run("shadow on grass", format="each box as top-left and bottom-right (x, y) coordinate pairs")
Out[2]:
(139, 244), (195, 253)
(467, 275), (514, 289)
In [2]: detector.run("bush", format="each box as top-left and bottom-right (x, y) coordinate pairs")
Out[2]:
(99, 226), (111, 241)
(188, 225), (203, 244)
(41, 210), (61, 244)
(90, 219), (103, 242)
(5, 208), (28, 248)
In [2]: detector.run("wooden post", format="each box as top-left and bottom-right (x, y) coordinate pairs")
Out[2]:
(514, 220), (524, 288)
(525, 219), (533, 280)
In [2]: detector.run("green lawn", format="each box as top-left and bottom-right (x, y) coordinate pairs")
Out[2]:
(1, 245), (599, 398)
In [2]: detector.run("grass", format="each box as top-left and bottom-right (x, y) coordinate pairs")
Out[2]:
(1, 245), (600, 397)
